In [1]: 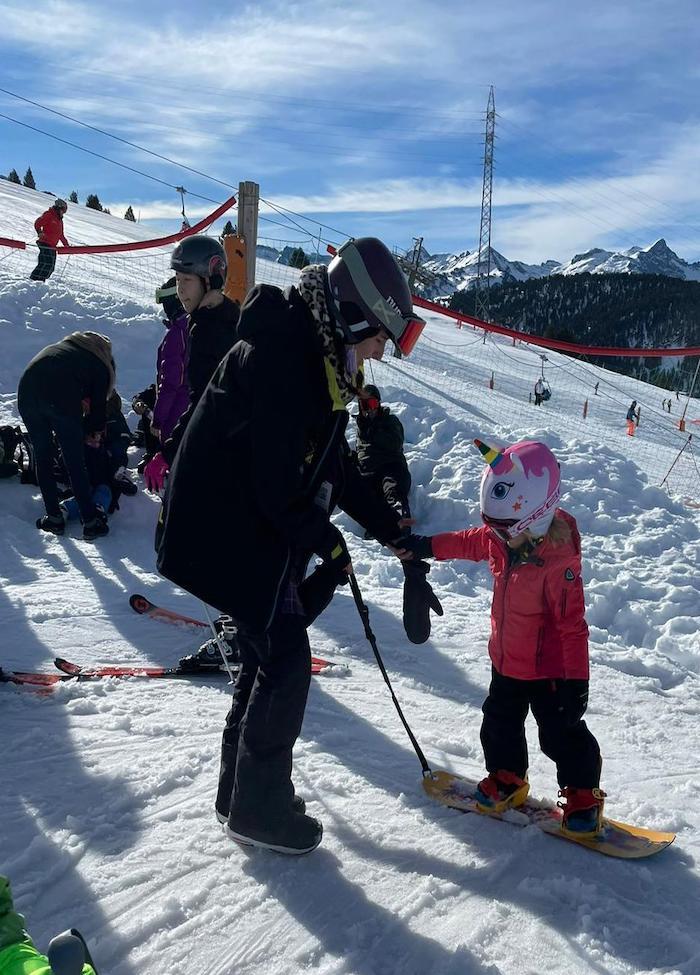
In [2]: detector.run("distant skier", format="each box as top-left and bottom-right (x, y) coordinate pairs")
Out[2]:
(0, 875), (97, 974)
(30, 198), (69, 281)
(395, 438), (606, 837)
(534, 378), (545, 406)
(594, 382), (599, 396)
(626, 400), (638, 436)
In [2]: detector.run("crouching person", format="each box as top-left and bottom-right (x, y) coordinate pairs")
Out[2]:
(17, 332), (115, 540)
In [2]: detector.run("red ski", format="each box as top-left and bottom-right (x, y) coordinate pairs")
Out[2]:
(54, 655), (334, 678)
(128, 593), (342, 673)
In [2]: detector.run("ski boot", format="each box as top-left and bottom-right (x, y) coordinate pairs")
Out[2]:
(558, 786), (606, 837)
(475, 770), (530, 813)
(178, 616), (239, 673)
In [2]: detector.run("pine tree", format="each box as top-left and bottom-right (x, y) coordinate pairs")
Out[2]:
(222, 219), (236, 236)
(85, 193), (103, 211)
(69, 191), (79, 204)
(124, 205), (136, 222)
(289, 247), (309, 269)
(103, 207), (111, 215)
(23, 167), (36, 189)
(8, 169), (21, 184)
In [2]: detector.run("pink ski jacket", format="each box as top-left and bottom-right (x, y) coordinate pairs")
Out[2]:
(432, 509), (589, 680)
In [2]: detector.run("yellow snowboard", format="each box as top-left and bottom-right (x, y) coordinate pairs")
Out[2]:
(423, 770), (675, 859)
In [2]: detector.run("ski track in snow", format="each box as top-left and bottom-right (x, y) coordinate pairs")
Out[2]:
(2, 188), (700, 974)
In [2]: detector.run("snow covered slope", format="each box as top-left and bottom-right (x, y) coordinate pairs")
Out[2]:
(1, 199), (700, 975)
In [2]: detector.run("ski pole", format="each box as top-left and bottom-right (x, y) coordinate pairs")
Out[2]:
(201, 603), (238, 685)
(348, 573), (433, 776)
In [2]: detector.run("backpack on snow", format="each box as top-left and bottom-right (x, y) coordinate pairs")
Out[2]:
(0, 425), (39, 483)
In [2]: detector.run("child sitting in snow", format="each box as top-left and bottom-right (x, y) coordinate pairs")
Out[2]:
(395, 437), (606, 836)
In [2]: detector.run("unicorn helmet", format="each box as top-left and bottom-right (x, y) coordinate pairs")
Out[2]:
(475, 438), (561, 539)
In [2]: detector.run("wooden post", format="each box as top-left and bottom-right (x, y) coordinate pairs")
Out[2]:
(583, 398), (588, 419)
(489, 371), (494, 390)
(237, 181), (259, 295)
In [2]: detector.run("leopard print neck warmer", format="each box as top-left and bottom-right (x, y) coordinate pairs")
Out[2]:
(296, 265), (359, 406)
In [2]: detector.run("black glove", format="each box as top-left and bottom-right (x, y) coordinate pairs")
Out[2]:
(402, 560), (444, 644)
(396, 533), (434, 560)
(555, 679), (589, 726)
(318, 525), (351, 571)
(298, 561), (349, 626)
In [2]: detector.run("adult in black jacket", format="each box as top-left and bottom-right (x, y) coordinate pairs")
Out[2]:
(17, 331), (115, 539)
(157, 237), (433, 854)
(355, 383), (412, 521)
(144, 236), (239, 491)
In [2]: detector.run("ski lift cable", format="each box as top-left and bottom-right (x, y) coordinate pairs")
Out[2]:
(0, 86), (240, 194)
(0, 111), (222, 205)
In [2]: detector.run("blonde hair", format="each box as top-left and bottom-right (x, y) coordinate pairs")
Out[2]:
(545, 514), (571, 546)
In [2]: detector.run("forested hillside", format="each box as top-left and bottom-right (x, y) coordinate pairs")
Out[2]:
(451, 273), (700, 390)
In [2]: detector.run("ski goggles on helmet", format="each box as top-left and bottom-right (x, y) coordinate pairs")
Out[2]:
(155, 282), (178, 304)
(360, 396), (381, 413)
(335, 239), (426, 358)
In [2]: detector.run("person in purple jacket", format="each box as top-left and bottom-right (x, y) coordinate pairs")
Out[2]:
(152, 277), (190, 444)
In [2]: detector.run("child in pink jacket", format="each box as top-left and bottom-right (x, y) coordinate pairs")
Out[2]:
(397, 438), (605, 836)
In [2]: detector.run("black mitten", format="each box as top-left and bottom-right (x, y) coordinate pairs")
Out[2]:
(402, 559), (444, 644)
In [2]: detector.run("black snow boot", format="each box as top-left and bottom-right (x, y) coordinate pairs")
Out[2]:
(226, 811), (322, 855)
(82, 507), (109, 541)
(216, 792), (306, 824)
(36, 514), (65, 535)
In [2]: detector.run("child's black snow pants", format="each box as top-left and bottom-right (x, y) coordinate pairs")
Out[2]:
(481, 667), (601, 789)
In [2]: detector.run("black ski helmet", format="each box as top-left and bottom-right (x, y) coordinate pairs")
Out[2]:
(363, 384), (381, 401)
(327, 237), (425, 357)
(54, 198), (68, 213)
(170, 235), (227, 289)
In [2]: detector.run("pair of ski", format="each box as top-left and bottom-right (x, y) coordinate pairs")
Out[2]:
(1, 595), (338, 688)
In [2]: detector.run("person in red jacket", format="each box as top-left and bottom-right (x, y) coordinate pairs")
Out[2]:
(396, 437), (605, 836)
(30, 198), (69, 281)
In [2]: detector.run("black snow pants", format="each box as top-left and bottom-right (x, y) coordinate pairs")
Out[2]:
(18, 384), (96, 523)
(481, 667), (601, 789)
(216, 608), (312, 826)
(30, 244), (57, 281)
(366, 461), (412, 519)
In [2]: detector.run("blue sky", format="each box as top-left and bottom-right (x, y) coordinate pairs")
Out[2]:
(2, 0), (700, 263)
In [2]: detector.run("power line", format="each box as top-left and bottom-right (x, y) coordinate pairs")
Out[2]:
(0, 111), (221, 205)
(0, 86), (238, 194)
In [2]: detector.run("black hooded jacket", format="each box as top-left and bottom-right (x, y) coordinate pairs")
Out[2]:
(161, 295), (239, 464)
(156, 283), (401, 632)
(17, 338), (111, 433)
(356, 406), (408, 475)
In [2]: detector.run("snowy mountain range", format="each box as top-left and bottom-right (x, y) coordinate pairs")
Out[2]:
(419, 239), (700, 297)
